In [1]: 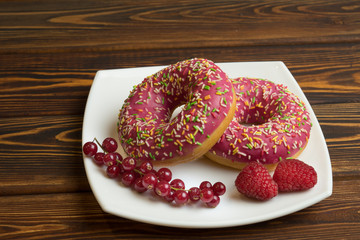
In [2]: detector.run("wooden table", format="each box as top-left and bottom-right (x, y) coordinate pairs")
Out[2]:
(1, 0), (359, 239)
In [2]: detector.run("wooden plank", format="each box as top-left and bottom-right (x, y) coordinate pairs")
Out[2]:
(313, 103), (360, 175)
(0, 179), (359, 239)
(1, 43), (359, 117)
(0, 0), (359, 51)
(0, 116), (90, 195)
(0, 102), (359, 195)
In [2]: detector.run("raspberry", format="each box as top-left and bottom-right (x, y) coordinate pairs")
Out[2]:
(235, 162), (278, 201)
(273, 159), (317, 192)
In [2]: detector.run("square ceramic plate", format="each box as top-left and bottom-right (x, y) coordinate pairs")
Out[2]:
(82, 61), (332, 228)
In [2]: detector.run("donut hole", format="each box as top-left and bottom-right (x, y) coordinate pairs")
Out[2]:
(170, 104), (185, 121)
(237, 100), (280, 126)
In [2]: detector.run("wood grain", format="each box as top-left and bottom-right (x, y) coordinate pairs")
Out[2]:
(1, 0), (360, 51)
(0, 179), (359, 239)
(0, 0), (359, 238)
(313, 103), (360, 177)
(1, 43), (359, 117)
(0, 115), (88, 195)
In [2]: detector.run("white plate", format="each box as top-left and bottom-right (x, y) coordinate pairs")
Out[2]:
(82, 61), (332, 228)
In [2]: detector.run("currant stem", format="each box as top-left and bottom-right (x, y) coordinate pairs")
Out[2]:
(134, 168), (142, 175)
(93, 137), (107, 153)
(171, 187), (187, 191)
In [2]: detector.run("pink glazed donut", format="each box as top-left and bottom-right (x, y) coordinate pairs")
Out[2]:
(118, 58), (236, 166)
(206, 77), (312, 170)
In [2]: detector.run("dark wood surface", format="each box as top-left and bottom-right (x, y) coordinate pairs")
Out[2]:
(1, 0), (359, 239)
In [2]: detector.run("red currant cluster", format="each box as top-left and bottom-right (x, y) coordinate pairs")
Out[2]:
(83, 137), (226, 207)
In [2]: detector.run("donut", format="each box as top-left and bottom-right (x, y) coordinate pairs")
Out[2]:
(206, 77), (312, 170)
(118, 58), (236, 166)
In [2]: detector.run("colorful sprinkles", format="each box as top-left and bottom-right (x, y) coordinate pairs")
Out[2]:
(208, 77), (312, 165)
(118, 58), (234, 163)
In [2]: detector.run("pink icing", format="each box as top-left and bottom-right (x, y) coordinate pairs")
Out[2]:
(118, 58), (234, 162)
(209, 77), (312, 164)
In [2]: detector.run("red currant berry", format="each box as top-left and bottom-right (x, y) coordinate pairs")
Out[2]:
(103, 152), (117, 166)
(157, 168), (172, 182)
(83, 142), (98, 156)
(200, 188), (214, 203)
(122, 157), (137, 171)
(121, 171), (136, 186)
(133, 177), (147, 193)
(106, 165), (120, 178)
(164, 189), (175, 202)
(174, 190), (189, 205)
(189, 187), (201, 202)
(102, 137), (118, 153)
(93, 152), (105, 165)
(154, 180), (171, 197)
(206, 195), (220, 208)
(114, 152), (123, 163)
(138, 161), (153, 174)
(199, 181), (212, 190)
(142, 172), (158, 190)
(118, 164), (126, 175)
(170, 179), (185, 190)
(212, 182), (226, 196)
